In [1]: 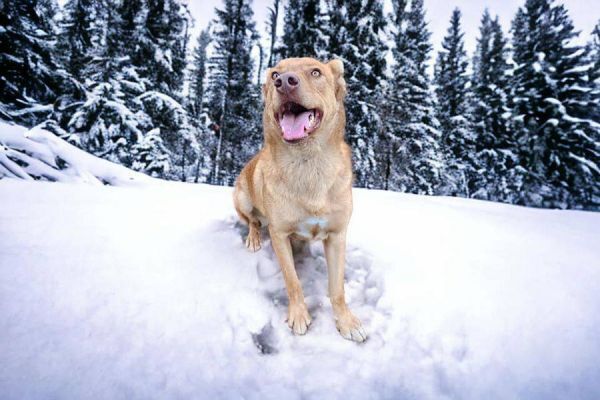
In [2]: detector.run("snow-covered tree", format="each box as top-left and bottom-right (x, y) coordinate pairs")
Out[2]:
(126, 0), (191, 98)
(0, 0), (75, 125)
(435, 9), (470, 131)
(510, 0), (599, 209)
(190, 28), (211, 119)
(60, 0), (199, 180)
(137, 91), (198, 181)
(67, 66), (146, 166)
(587, 20), (600, 123)
(280, 0), (325, 59)
(384, 0), (442, 194)
(207, 0), (261, 186)
(470, 11), (519, 202)
(131, 128), (170, 177)
(188, 28), (215, 183)
(64, 1), (143, 165)
(324, 0), (387, 188)
(116, 0), (196, 180)
(266, 0), (281, 67)
(434, 8), (477, 197)
(57, 0), (100, 81)
(53, 0), (107, 130)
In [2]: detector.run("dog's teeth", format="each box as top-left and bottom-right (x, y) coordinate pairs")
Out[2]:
(308, 111), (317, 127)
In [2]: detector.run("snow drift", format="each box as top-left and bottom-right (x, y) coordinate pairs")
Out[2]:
(0, 121), (149, 185)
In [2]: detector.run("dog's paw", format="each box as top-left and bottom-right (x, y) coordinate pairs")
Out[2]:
(245, 229), (261, 252)
(286, 303), (312, 335)
(335, 311), (367, 343)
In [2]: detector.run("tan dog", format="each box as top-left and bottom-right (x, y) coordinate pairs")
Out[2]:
(233, 57), (366, 342)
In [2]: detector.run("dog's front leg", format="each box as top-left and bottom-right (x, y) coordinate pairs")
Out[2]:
(324, 230), (367, 342)
(269, 227), (312, 335)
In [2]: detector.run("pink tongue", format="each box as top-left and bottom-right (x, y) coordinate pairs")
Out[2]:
(280, 111), (312, 141)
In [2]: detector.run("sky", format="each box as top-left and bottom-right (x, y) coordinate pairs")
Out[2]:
(189, 0), (599, 59)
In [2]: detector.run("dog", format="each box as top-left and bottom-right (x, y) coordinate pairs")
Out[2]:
(233, 57), (366, 342)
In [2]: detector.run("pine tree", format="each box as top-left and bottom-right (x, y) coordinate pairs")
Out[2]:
(324, 0), (387, 188)
(131, 128), (170, 177)
(67, 0), (147, 166)
(384, 0), (442, 194)
(117, 0), (197, 181)
(117, 0), (146, 66)
(137, 90), (198, 181)
(129, 0), (190, 97)
(84, 1), (122, 83)
(189, 28), (215, 183)
(435, 9), (470, 130)
(510, 0), (599, 209)
(266, 0), (281, 67)
(190, 28), (211, 119)
(280, 0), (325, 59)
(62, 0), (199, 180)
(434, 8), (476, 197)
(67, 71), (145, 166)
(470, 11), (518, 202)
(587, 21), (600, 123)
(56, 0), (100, 81)
(207, 0), (261, 186)
(0, 0), (74, 125)
(53, 0), (105, 130)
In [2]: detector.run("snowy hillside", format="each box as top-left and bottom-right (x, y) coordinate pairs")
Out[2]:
(1, 174), (599, 398)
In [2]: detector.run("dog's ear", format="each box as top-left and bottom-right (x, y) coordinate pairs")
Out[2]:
(328, 59), (346, 101)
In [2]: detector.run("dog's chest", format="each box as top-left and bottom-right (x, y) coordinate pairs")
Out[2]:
(294, 216), (329, 240)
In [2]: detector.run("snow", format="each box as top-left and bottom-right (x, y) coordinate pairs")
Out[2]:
(6, 104), (53, 117)
(1, 174), (600, 398)
(563, 64), (592, 74)
(137, 91), (184, 110)
(544, 97), (567, 114)
(0, 122), (149, 185)
(569, 152), (600, 174)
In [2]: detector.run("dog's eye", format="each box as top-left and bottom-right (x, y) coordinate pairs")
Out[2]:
(311, 69), (321, 77)
(272, 71), (280, 80)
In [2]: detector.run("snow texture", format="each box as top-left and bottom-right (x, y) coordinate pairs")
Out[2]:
(0, 122), (150, 185)
(1, 177), (599, 398)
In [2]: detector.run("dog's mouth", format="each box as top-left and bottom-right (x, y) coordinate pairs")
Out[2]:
(276, 102), (322, 143)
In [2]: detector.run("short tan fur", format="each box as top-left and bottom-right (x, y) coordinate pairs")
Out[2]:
(233, 57), (366, 342)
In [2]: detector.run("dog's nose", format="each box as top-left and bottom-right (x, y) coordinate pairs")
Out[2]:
(274, 72), (299, 94)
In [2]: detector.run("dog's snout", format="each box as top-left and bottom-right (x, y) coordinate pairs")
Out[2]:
(275, 72), (300, 94)
(286, 74), (299, 86)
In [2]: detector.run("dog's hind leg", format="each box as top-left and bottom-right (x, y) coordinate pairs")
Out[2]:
(233, 181), (262, 252)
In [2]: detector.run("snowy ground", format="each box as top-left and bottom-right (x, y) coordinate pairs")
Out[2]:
(1, 122), (599, 399)
(1, 177), (599, 399)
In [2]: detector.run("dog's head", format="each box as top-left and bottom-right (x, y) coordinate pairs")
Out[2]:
(263, 57), (346, 146)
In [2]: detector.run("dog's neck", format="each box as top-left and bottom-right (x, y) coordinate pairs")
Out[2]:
(266, 128), (348, 199)
(260, 103), (349, 198)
